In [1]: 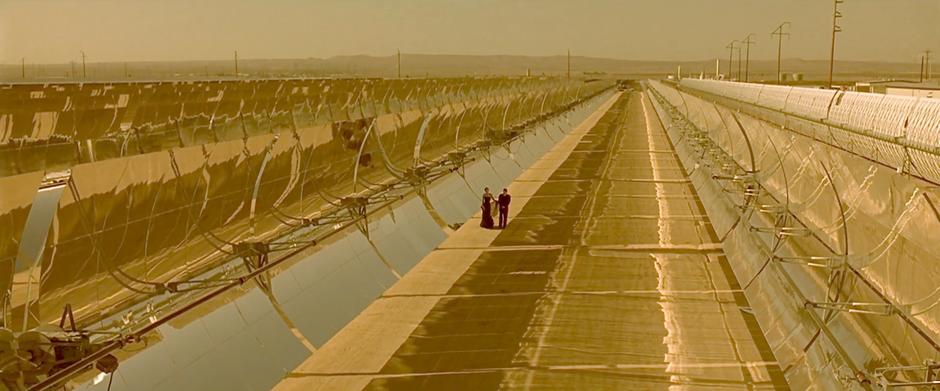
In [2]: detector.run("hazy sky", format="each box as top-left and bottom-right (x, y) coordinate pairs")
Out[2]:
(1, 0), (938, 64)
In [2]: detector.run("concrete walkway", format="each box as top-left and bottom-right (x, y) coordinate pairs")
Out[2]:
(274, 90), (789, 390)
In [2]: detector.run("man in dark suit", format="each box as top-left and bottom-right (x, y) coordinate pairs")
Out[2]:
(497, 188), (511, 229)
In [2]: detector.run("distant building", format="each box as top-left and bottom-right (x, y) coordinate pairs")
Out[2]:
(884, 82), (940, 99)
(775, 73), (802, 83)
(854, 81), (877, 93)
(855, 80), (940, 99)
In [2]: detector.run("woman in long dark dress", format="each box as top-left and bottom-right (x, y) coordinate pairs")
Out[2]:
(480, 187), (495, 229)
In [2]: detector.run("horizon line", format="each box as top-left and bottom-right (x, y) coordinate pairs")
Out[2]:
(0, 53), (924, 67)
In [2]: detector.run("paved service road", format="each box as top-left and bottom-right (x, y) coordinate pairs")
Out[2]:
(276, 90), (790, 390)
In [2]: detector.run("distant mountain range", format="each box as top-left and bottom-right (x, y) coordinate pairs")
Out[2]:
(0, 54), (930, 83)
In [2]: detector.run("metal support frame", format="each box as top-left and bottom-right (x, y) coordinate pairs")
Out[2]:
(874, 360), (940, 389)
(645, 83), (913, 388)
(233, 241), (271, 272)
(662, 80), (940, 333)
(341, 196), (372, 238)
(804, 301), (895, 316)
(774, 255), (840, 269)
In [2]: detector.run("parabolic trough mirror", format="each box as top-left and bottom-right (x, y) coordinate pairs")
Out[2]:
(647, 79), (940, 390)
(0, 76), (614, 390)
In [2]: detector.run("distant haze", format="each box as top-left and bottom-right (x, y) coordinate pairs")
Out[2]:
(0, 54), (931, 84)
(1, 0), (938, 65)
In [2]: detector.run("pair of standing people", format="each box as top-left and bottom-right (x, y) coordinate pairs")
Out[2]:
(481, 187), (511, 229)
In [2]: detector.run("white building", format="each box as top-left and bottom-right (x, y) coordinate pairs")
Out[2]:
(883, 82), (940, 99)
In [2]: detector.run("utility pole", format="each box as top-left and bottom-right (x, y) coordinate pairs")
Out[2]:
(736, 46), (742, 82)
(234, 50), (239, 78)
(21, 58), (25, 79)
(124, 62), (129, 79)
(81, 51), (87, 80)
(828, 0), (844, 89)
(921, 54), (926, 83)
(742, 33), (755, 82)
(926, 50), (932, 81)
(772, 22), (791, 84)
(397, 49), (401, 78)
(566, 49), (571, 79)
(726, 40), (738, 81)
(715, 58), (720, 79)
